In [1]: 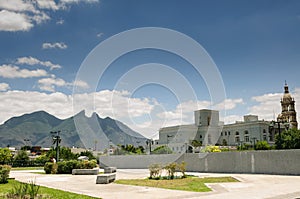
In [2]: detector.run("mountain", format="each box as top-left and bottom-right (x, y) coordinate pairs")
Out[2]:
(0, 110), (147, 150)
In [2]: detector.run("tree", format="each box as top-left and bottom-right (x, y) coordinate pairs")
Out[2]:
(13, 150), (29, 166)
(276, 128), (300, 149)
(0, 148), (12, 163)
(80, 151), (96, 160)
(46, 147), (78, 161)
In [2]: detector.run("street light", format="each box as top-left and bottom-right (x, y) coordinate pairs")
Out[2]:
(146, 139), (153, 155)
(167, 135), (174, 154)
(50, 131), (61, 162)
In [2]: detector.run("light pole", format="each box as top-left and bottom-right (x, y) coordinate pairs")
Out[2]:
(146, 139), (153, 155)
(167, 135), (173, 154)
(50, 131), (61, 162)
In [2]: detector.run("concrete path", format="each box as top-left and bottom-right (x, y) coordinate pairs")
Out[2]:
(10, 169), (300, 199)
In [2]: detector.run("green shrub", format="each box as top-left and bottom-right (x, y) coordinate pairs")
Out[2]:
(255, 141), (270, 150)
(44, 162), (54, 174)
(79, 159), (97, 169)
(0, 165), (11, 184)
(44, 160), (98, 174)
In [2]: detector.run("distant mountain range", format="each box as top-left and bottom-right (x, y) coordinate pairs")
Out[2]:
(0, 110), (147, 150)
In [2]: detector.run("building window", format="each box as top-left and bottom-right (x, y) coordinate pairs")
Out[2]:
(235, 136), (240, 143)
(221, 132), (223, 136)
(207, 116), (210, 126)
(225, 131), (227, 136)
(245, 136), (250, 142)
(228, 131), (231, 136)
(235, 131), (239, 136)
(244, 130), (249, 134)
(263, 135), (267, 141)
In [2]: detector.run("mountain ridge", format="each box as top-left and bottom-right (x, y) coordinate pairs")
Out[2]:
(0, 110), (146, 150)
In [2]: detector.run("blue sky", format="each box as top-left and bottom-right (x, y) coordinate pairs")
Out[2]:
(0, 0), (300, 138)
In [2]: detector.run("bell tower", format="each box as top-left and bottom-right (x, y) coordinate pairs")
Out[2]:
(277, 81), (298, 129)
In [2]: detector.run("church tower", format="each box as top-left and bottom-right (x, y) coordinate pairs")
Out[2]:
(277, 82), (298, 129)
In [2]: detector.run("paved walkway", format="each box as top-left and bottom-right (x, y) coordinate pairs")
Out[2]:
(10, 169), (300, 199)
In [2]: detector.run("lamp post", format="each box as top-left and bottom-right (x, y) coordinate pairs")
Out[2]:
(146, 139), (153, 155)
(50, 131), (61, 162)
(251, 137), (257, 149)
(167, 135), (174, 154)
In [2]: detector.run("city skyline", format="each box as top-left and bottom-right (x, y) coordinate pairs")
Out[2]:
(0, 0), (300, 138)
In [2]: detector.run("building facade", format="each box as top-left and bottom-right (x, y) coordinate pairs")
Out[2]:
(156, 83), (298, 153)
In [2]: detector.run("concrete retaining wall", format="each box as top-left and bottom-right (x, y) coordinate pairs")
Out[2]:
(100, 154), (184, 169)
(100, 149), (300, 175)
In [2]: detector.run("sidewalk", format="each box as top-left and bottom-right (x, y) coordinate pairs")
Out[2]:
(10, 169), (300, 199)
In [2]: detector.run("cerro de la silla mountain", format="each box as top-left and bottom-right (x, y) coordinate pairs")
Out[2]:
(0, 110), (146, 150)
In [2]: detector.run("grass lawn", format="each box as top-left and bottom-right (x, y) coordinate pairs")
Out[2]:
(115, 177), (238, 192)
(11, 167), (44, 171)
(0, 180), (100, 199)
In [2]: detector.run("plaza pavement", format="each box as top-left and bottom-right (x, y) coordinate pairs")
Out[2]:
(9, 169), (300, 199)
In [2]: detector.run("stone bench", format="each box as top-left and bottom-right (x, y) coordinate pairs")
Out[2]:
(104, 167), (117, 173)
(96, 173), (116, 184)
(72, 168), (99, 175)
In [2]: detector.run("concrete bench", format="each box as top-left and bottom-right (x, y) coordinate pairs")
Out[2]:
(104, 167), (117, 173)
(96, 173), (116, 184)
(72, 168), (99, 175)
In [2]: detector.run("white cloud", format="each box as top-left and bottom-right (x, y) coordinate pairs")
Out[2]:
(72, 80), (90, 89)
(60, 0), (99, 4)
(30, 11), (50, 24)
(36, 0), (59, 10)
(38, 77), (67, 92)
(0, 0), (35, 12)
(249, 93), (282, 121)
(0, 64), (48, 78)
(56, 19), (64, 25)
(0, 10), (33, 31)
(214, 98), (244, 111)
(38, 76), (89, 92)
(16, 56), (62, 70)
(42, 42), (68, 49)
(0, 0), (99, 32)
(0, 83), (10, 92)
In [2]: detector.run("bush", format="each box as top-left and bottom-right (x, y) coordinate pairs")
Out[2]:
(0, 165), (11, 184)
(177, 161), (186, 178)
(79, 159), (97, 169)
(202, 145), (221, 153)
(44, 162), (54, 174)
(44, 160), (98, 174)
(255, 141), (270, 150)
(148, 164), (162, 179)
(164, 162), (177, 179)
